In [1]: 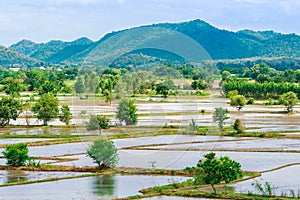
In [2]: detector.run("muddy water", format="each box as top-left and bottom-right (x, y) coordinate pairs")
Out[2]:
(0, 175), (189, 200)
(234, 165), (300, 197)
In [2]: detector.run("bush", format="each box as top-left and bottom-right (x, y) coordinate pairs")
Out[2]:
(233, 119), (245, 134)
(247, 98), (254, 105)
(86, 115), (109, 133)
(2, 143), (31, 167)
(87, 139), (118, 169)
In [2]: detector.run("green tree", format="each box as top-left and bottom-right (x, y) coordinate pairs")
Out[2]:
(233, 119), (244, 134)
(39, 80), (58, 96)
(59, 105), (72, 126)
(0, 97), (22, 126)
(86, 115), (110, 134)
(280, 91), (299, 113)
(32, 93), (59, 126)
(22, 101), (31, 126)
(116, 99), (138, 125)
(74, 76), (85, 94)
(227, 90), (239, 98)
(2, 143), (31, 167)
(87, 139), (118, 169)
(194, 152), (243, 194)
(213, 108), (229, 131)
(221, 70), (231, 81)
(3, 78), (23, 97)
(230, 95), (247, 111)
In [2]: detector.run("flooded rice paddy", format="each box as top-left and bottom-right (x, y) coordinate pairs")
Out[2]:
(0, 175), (188, 200)
(1, 98), (300, 199)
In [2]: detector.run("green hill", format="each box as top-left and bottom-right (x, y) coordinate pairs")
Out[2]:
(10, 37), (93, 63)
(7, 19), (300, 67)
(0, 45), (38, 67)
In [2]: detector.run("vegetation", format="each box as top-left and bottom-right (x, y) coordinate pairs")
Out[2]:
(230, 94), (247, 110)
(213, 108), (229, 131)
(32, 92), (59, 126)
(59, 105), (72, 125)
(194, 152), (243, 194)
(2, 143), (31, 167)
(0, 96), (22, 126)
(116, 98), (138, 125)
(233, 119), (244, 134)
(86, 115), (110, 134)
(87, 139), (118, 169)
(280, 91), (299, 113)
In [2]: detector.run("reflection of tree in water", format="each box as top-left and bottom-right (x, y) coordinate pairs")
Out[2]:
(93, 175), (115, 197)
(6, 170), (28, 183)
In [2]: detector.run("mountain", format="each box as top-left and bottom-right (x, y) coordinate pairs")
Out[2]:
(7, 19), (300, 67)
(0, 45), (38, 67)
(10, 37), (93, 63)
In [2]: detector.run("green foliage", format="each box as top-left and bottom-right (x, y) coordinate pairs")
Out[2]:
(221, 70), (231, 81)
(2, 143), (31, 167)
(191, 79), (208, 90)
(74, 76), (85, 94)
(87, 139), (118, 169)
(247, 98), (255, 105)
(233, 119), (244, 134)
(0, 96), (22, 126)
(194, 152), (243, 194)
(155, 79), (176, 98)
(230, 95), (247, 110)
(86, 115), (110, 132)
(213, 108), (229, 131)
(227, 90), (239, 98)
(59, 104), (72, 125)
(223, 79), (300, 99)
(3, 78), (23, 97)
(280, 91), (299, 113)
(116, 98), (138, 125)
(251, 180), (275, 197)
(32, 92), (59, 126)
(99, 74), (120, 105)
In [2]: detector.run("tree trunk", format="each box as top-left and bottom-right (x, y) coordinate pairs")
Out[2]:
(211, 184), (217, 194)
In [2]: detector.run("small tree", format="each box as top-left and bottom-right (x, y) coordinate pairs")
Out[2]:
(87, 139), (118, 169)
(194, 152), (243, 194)
(32, 92), (59, 126)
(86, 115), (109, 134)
(116, 99), (138, 125)
(233, 119), (244, 134)
(230, 95), (247, 111)
(59, 104), (72, 126)
(0, 96), (22, 126)
(213, 108), (229, 131)
(2, 143), (31, 167)
(280, 91), (299, 113)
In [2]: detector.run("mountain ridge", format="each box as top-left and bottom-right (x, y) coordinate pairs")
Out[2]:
(4, 19), (300, 67)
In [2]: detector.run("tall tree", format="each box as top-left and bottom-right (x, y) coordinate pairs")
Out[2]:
(116, 98), (138, 125)
(194, 152), (243, 194)
(32, 93), (59, 126)
(280, 91), (299, 113)
(3, 78), (23, 97)
(0, 97), (22, 126)
(213, 108), (229, 131)
(59, 105), (72, 126)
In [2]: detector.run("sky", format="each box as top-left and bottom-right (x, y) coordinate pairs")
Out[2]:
(0, 0), (299, 46)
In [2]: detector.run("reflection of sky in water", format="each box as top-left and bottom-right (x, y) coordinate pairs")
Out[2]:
(234, 165), (300, 197)
(0, 175), (189, 200)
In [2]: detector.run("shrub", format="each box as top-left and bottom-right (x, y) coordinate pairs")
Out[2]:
(87, 139), (118, 169)
(2, 143), (31, 167)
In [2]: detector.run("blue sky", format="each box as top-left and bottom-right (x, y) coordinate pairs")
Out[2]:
(0, 0), (299, 46)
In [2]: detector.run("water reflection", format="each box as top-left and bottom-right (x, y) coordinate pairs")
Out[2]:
(93, 175), (115, 196)
(5, 170), (28, 184)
